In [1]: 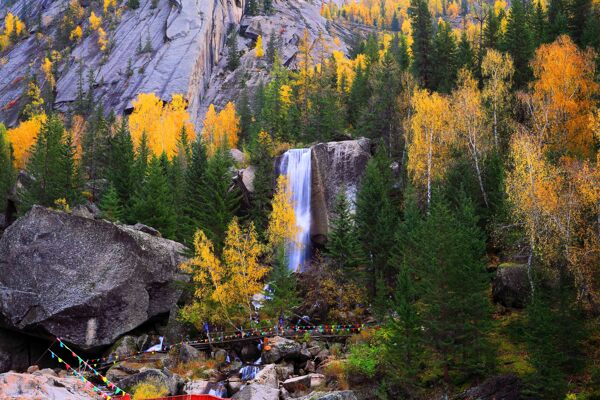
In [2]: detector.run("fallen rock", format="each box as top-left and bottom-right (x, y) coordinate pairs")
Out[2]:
(133, 222), (162, 237)
(183, 380), (210, 394)
(109, 336), (139, 358)
(309, 373), (326, 388)
(117, 368), (181, 395)
(178, 343), (201, 364)
(250, 364), (278, 389)
(310, 139), (372, 245)
(0, 371), (97, 399)
(492, 264), (530, 308)
(282, 375), (311, 393)
(228, 376), (243, 395)
(276, 363), (295, 381)
(456, 374), (523, 400)
(262, 336), (302, 364)
(0, 206), (188, 349)
(297, 391), (358, 400)
(232, 383), (280, 400)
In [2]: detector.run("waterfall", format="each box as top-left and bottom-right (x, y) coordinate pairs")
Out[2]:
(279, 148), (312, 271)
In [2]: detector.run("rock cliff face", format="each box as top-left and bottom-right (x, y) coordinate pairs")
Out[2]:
(0, 206), (187, 350)
(0, 0), (357, 128)
(310, 139), (372, 245)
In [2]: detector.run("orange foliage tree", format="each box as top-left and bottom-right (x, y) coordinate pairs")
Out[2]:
(201, 102), (240, 156)
(128, 93), (196, 158)
(523, 35), (598, 157)
(7, 114), (47, 168)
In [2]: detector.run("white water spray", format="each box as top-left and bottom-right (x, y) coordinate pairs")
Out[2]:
(279, 148), (312, 271)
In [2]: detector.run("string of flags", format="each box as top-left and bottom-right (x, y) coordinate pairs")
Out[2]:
(49, 349), (130, 399)
(87, 323), (378, 366)
(54, 338), (129, 399)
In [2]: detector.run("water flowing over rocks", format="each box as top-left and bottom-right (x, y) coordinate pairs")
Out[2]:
(0, 206), (188, 350)
(310, 138), (372, 245)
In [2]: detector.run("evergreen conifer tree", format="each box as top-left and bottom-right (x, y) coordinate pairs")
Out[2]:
(108, 119), (135, 216)
(432, 21), (458, 93)
(326, 188), (366, 284)
(409, 0), (434, 88)
(82, 104), (111, 201)
(355, 148), (398, 298)
(457, 31), (475, 73)
(502, 0), (534, 87)
(0, 124), (15, 213)
(405, 194), (494, 384)
(130, 156), (176, 239)
(22, 116), (81, 210)
(196, 146), (241, 250)
(100, 184), (124, 221)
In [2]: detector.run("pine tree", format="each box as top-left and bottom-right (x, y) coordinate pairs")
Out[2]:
(531, 0), (547, 47)
(82, 104), (111, 201)
(409, 0), (434, 89)
(227, 30), (240, 71)
(22, 116), (81, 210)
(391, 11), (401, 31)
(457, 31), (475, 73)
(326, 188), (366, 284)
(133, 131), (150, 190)
(0, 124), (15, 213)
(405, 194), (494, 385)
(130, 156), (176, 238)
(197, 146), (241, 250)
(347, 64), (370, 127)
(168, 152), (188, 243)
(395, 34), (410, 72)
(548, 0), (569, 40)
(246, 0), (258, 16)
(249, 132), (275, 236)
(237, 87), (252, 144)
(355, 148), (398, 298)
(263, 0), (273, 15)
(431, 21), (459, 93)
(502, 0), (534, 87)
(100, 184), (123, 221)
(569, 0), (592, 44)
(266, 31), (278, 64)
(182, 139), (209, 244)
(263, 250), (301, 323)
(108, 119), (136, 215)
(483, 7), (501, 50)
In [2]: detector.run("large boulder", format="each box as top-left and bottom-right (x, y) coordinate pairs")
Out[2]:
(0, 371), (97, 399)
(0, 206), (188, 349)
(492, 264), (530, 308)
(310, 139), (372, 245)
(456, 374), (523, 400)
(297, 391), (358, 400)
(232, 383), (280, 400)
(262, 336), (303, 364)
(117, 368), (183, 395)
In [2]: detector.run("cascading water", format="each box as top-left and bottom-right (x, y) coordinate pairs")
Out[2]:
(239, 357), (262, 381)
(279, 149), (312, 271)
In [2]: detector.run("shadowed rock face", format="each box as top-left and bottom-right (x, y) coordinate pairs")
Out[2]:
(0, 206), (187, 349)
(310, 138), (372, 245)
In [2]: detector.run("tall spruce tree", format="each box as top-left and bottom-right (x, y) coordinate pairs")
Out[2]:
(197, 146), (241, 250)
(326, 188), (366, 284)
(502, 0), (534, 88)
(355, 148), (398, 299)
(22, 115), (81, 210)
(108, 119), (136, 216)
(100, 184), (124, 222)
(130, 156), (176, 239)
(0, 124), (15, 214)
(82, 104), (111, 201)
(432, 21), (459, 93)
(457, 31), (475, 73)
(409, 0), (434, 89)
(405, 194), (494, 385)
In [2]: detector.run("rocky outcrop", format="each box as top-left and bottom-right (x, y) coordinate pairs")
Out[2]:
(492, 264), (530, 308)
(0, 371), (97, 399)
(456, 374), (523, 400)
(310, 139), (372, 245)
(0, 206), (188, 349)
(297, 391), (358, 400)
(1, 0), (358, 129)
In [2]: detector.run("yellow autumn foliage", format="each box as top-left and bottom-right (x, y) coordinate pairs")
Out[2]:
(41, 58), (55, 88)
(201, 102), (240, 156)
(267, 175), (298, 251)
(129, 93), (196, 158)
(255, 35), (264, 58)
(69, 25), (83, 42)
(89, 11), (102, 31)
(181, 219), (267, 329)
(7, 114), (47, 168)
(0, 12), (26, 51)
